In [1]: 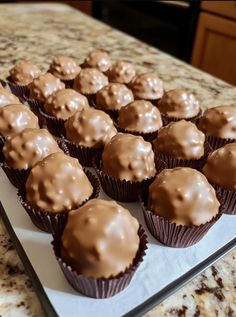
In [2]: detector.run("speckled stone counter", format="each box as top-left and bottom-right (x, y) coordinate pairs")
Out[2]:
(0, 3), (235, 317)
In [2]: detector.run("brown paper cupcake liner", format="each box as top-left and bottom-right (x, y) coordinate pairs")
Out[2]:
(23, 97), (44, 116)
(113, 122), (158, 142)
(52, 225), (148, 298)
(0, 135), (5, 148)
(140, 191), (223, 248)
(38, 107), (66, 137)
(204, 134), (236, 151)
(154, 141), (211, 171)
(63, 137), (103, 167)
(6, 76), (30, 99)
(90, 97), (119, 121)
(161, 109), (202, 126)
(210, 183), (236, 215)
(92, 154), (165, 202)
(17, 169), (100, 233)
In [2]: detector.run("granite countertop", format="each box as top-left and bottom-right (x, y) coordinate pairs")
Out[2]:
(0, 3), (235, 317)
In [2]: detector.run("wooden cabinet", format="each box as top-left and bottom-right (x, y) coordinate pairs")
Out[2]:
(192, 2), (236, 85)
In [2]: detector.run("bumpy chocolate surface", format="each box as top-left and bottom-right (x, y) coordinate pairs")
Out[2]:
(0, 104), (39, 137)
(158, 88), (200, 118)
(0, 88), (20, 108)
(130, 73), (164, 100)
(203, 143), (236, 190)
(82, 50), (111, 72)
(118, 100), (162, 133)
(73, 68), (108, 95)
(198, 106), (236, 138)
(102, 133), (156, 181)
(61, 199), (139, 278)
(107, 61), (136, 84)
(153, 120), (205, 160)
(49, 56), (81, 80)
(3, 128), (62, 169)
(29, 73), (65, 102)
(44, 88), (89, 120)
(96, 83), (134, 111)
(65, 107), (117, 148)
(26, 152), (93, 213)
(148, 167), (220, 226)
(9, 60), (41, 85)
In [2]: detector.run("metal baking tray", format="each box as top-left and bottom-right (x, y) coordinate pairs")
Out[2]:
(0, 169), (235, 317)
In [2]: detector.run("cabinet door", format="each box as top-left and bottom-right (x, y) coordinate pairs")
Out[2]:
(191, 12), (236, 85)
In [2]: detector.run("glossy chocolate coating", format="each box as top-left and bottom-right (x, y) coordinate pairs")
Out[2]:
(148, 167), (220, 226)
(73, 68), (108, 95)
(203, 143), (236, 190)
(29, 73), (65, 102)
(9, 60), (41, 85)
(130, 73), (164, 100)
(0, 103), (39, 137)
(198, 106), (236, 138)
(49, 56), (81, 80)
(82, 50), (111, 72)
(61, 199), (139, 278)
(0, 88), (20, 108)
(118, 100), (162, 133)
(107, 61), (136, 84)
(153, 120), (205, 160)
(3, 128), (62, 170)
(26, 152), (93, 213)
(102, 133), (156, 181)
(158, 88), (200, 118)
(65, 107), (117, 148)
(44, 88), (89, 120)
(96, 83), (134, 111)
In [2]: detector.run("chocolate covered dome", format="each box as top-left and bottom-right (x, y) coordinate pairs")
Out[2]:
(153, 120), (205, 160)
(82, 50), (111, 72)
(107, 61), (136, 84)
(26, 152), (93, 213)
(130, 73), (164, 100)
(65, 107), (117, 148)
(118, 100), (162, 133)
(148, 167), (220, 226)
(102, 133), (156, 181)
(158, 88), (200, 119)
(9, 60), (41, 85)
(0, 104), (39, 137)
(0, 88), (20, 108)
(96, 83), (134, 111)
(61, 199), (139, 278)
(3, 128), (62, 169)
(198, 106), (236, 139)
(203, 143), (236, 190)
(44, 88), (89, 120)
(49, 56), (81, 80)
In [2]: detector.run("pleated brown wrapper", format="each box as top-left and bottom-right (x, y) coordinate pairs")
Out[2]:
(203, 134), (236, 151)
(0, 138), (68, 189)
(52, 224), (148, 298)
(140, 190), (224, 248)
(17, 169), (100, 234)
(5, 76), (30, 99)
(160, 109), (202, 127)
(154, 141), (211, 171)
(38, 107), (66, 138)
(92, 153), (167, 202)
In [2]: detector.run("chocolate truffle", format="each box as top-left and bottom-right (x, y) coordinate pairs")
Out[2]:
(49, 56), (81, 81)
(0, 104), (39, 137)
(148, 167), (220, 226)
(44, 88), (89, 120)
(130, 73), (164, 100)
(96, 83), (134, 111)
(73, 68), (108, 95)
(29, 73), (65, 102)
(9, 60), (41, 85)
(0, 88), (20, 108)
(203, 143), (236, 190)
(61, 199), (139, 278)
(158, 89), (200, 119)
(26, 152), (93, 212)
(198, 106), (236, 139)
(65, 107), (117, 148)
(3, 128), (62, 170)
(82, 50), (111, 72)
(102, 133), (156, 181)
(153, 120), (205, 160)
(118, 100), (162, 133)
(107, 61), (136, 84)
